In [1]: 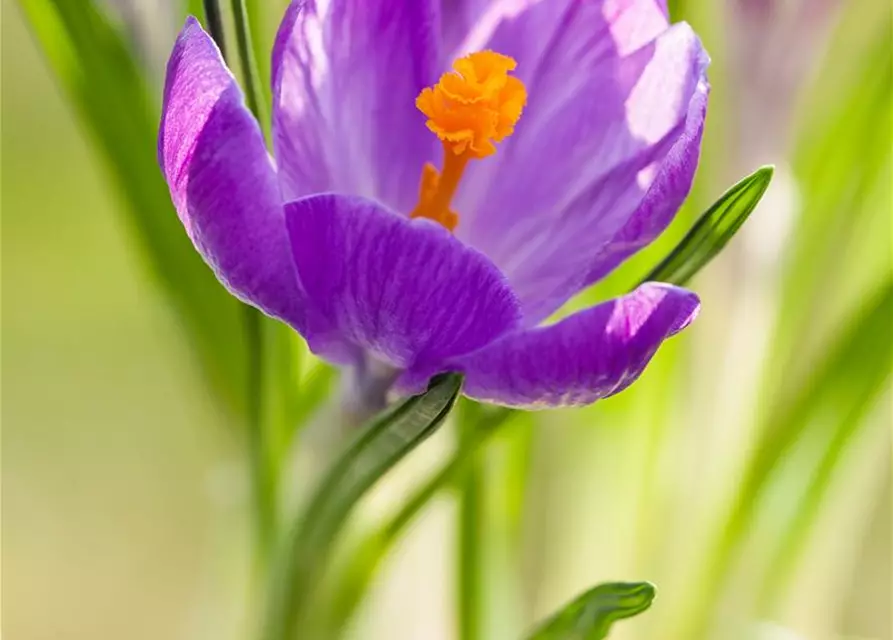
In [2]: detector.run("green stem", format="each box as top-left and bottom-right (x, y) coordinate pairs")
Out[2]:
(202, 0), (275, 573)
(230, 0), (267, 125)
(457, 401), (487, 640)
(201, 0), (227, 59)
(459, 463), (482, 640)
(226, 0), (277, 565)
(245, 306), (276, 565)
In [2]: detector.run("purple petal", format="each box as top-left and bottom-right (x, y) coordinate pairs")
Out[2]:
(440, 0), (491, 56)
(285, 194), (522, 369)
(271, 0), (441, 213)
(159, 17), (305, 330)
(444, 0), (669, 62)
(451, 283), (699, 408)
(450, 2), (708, 324)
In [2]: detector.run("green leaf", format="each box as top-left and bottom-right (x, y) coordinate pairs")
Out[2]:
(263, 374), (464, 640)
(19, 0), (248, 418)
(525, 582), (656, 640)
(640, 166), (774, 286)
(321, 404), (515, 635)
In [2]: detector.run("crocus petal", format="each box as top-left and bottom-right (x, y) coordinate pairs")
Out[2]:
(451, 1), (708, 324)
(441, 0), (492, 56)
(285, 194), (522, 369)
(159, 17), (305, 330)
(451, 283), (699, 408)
(271, 0), (441, 213)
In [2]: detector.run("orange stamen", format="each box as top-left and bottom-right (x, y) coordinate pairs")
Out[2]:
(410, 51), (527, 231)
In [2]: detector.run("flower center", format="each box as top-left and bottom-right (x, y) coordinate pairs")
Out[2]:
(410, 51), (527, 231)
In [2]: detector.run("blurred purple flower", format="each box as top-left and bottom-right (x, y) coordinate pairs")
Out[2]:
(158, 0), (708, 409)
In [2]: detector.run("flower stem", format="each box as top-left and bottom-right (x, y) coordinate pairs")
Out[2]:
(230, 0), (267, 124)
(202, 0), (275, 577)
(227, 0), (276, 582)
(457, 401), (487, 640)
(245, 306), (276, 566)
(201, 0), (227, 59)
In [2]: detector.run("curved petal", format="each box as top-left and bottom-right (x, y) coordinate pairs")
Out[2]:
(271, 0), (441, 213)
(582, 60), (708, 286)
(450, 1), (707, 324)
(451, 283), (699, 408)
(286, 194), (522, 369)
(159, 17), (306, 330)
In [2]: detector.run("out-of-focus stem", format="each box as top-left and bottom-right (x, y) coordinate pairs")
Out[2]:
(245, 306), (276, 565)
(230, 0), (267, 125)
(457, 401), (486, 640)
(229, 0), (276, 571)
(201, 0), (227, 59)
(202, 0), (276, 572)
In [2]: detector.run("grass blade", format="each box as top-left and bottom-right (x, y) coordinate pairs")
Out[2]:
(525, 582), (656, 640)
(641, 166), (774, 286)
(263, 374), (464, 640)
(320, 406), (515, 635)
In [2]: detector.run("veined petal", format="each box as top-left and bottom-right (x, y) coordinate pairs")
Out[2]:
(451, 1), (707, 324)
(159, 17), (305, 330)
(452, 283), (699, 408)
(583, 56), (708, 286)
(272, 0), (441, 213)
(285, 194), (522, 369)
(440, 0), (491, 57)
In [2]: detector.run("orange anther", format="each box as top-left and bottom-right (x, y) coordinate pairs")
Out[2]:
(411, 51), (526, 229)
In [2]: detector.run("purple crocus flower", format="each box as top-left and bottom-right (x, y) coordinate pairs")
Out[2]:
(159, 0), (708, 410)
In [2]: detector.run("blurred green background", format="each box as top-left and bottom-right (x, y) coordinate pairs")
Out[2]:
(2, 1), (890, 639)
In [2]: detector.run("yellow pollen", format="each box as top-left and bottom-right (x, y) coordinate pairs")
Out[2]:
(410, 51), (527, 231)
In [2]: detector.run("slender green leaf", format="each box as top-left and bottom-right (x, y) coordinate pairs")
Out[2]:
(263, 374), (464, 640)
(525, 582), (656, 640)
(321, 405), (514, 635)
(640, 166), (774, 286)
(19, 0), (248, 417)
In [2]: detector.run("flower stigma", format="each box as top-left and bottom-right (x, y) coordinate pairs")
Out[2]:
(410, 51), (527, 231)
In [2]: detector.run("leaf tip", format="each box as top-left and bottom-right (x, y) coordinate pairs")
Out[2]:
(754, 164), (775, 182)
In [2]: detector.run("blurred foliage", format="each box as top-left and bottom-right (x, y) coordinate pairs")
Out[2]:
(768, 31), (891, 395)
(18, 0), (249, 419)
